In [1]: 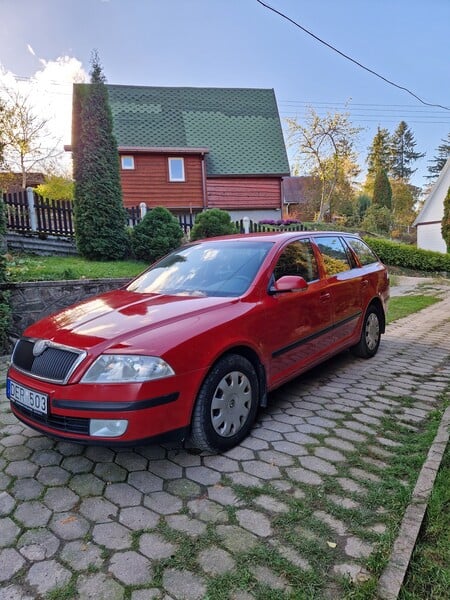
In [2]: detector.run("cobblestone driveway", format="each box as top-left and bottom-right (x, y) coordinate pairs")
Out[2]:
(1, 293), (449, 600)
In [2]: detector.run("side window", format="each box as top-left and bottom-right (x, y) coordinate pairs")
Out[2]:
(345, 237), (378, 266)
(168, 157), (185, 182)
(315, 236), (352, 276)
(273, 240), (319, 283)
(121, 155), (134, 170)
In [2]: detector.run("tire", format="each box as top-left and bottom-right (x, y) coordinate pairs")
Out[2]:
(351, 305), (381, 359)
(190, 354), (259, 452)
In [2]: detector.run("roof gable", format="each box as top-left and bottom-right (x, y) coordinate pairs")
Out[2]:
(76, 85), (290, 177)
(414, 157), (450, 225)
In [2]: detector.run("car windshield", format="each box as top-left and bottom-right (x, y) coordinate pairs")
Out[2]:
(127, 241), (273, 297)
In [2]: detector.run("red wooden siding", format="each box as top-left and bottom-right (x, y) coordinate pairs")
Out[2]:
(119, 153), (205, 211)
(206, 178), (282, 210)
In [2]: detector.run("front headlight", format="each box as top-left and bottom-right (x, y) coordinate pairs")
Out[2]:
(81, 355), (175, 383)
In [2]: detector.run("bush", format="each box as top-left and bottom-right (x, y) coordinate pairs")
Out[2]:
(190, 209), (237, 241)
(365, 237), (450, 273)
(0, 202), (11, 351)
(131, 207), (183, 263)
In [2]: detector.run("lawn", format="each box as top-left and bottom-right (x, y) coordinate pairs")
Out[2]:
(387, 295), (441, 324)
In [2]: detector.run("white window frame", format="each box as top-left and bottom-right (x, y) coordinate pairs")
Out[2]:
(121, 155), (135, 170)
(168, 157), (185, 182)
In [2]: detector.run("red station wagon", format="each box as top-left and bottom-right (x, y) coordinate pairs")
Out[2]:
(7, 232), (389, 452)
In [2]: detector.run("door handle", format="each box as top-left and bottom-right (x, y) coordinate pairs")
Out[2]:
(320, 292), (331, 302)
(361, 280), (369, 288)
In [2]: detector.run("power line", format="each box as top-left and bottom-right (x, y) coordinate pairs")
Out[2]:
(256, 0), (450, 111)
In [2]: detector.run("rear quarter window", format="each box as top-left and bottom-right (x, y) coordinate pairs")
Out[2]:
(346, 238), (378, 266)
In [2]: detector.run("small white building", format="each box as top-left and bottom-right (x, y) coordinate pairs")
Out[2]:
(414, 157), (450, 253)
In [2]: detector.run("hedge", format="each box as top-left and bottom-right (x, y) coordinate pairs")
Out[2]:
(364, 237), (450, 273)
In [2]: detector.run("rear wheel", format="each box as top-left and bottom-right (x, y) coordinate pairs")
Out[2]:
(351, 305), (381, 358)
(190, 354), (259, 452)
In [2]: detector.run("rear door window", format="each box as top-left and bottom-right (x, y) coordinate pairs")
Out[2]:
(345, 237), (378, 266)
(273, 240), (319, 283)
(314, 236), (354, 276)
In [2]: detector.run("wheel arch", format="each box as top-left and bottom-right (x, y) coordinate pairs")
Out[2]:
(368, 297), (386, 333)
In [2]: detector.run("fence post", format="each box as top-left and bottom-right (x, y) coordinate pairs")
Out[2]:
(139, 203), (147, 220)
(242, 216), (250, 234)
(26, 187), (38, 232)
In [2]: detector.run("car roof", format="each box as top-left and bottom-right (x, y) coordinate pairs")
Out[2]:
(194, 231), (360, 243)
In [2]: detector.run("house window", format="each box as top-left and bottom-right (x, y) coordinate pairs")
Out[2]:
(168, 157), (185, 182)
(121, 156), (135, 170)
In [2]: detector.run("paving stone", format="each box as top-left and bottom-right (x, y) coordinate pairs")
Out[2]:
(0, 517), (20, 547)
(285, 430), (318, 443)
(60, 540), (104, 570)
(187, 497), (229, 523)
(257, 449), (295, 466)
(136, 445), (167, 460)
(251, 427), (283, 442)
(104, 482), (142, 506)
(262, 418), (296, 433)
(250, 565), (292, 592)
(25, 559), (71, 595)
(271, 440), (308, 456)
(0, 548), (25, 582)
(236, 509), (272, 537)
(37, 465), (70, 486)
(223, 446), (256, 461)
(0, 491), (15, 515)
(166, 514), (207, 538)
(85, 446), (116, 462)
(349, 468), (381, 483)
(79, 496), (118, 522)
(147, 459), (182, 479)
(77, 573), (125, 600)
(203, 455), (240, 472)
(185, 465), (221, 485)
(336, 477), (367, 495)
(324, 437), (356, 452)
(49, 511), (90, 540)
(334, 428), (367, 442)
(119, 506), (159, 530)
(114, 451), (148, 471)
(69, 473), (105, 496)
(345, 536), (373, 558)
(377, 436), (402, 448)
(269, 539), (311, 570)
(18, 528), (60, 560)
(14, 500), (51, 528)
(163, 568), (206, 600)
(242, 460), (281, 480)
(344, 420), (377, 435)
(333, 562), (371, 583)
(5, 459), (37, 477)
(228, 472), (264, 488)
(216, 524), (258, 553)
(328, 494), (361, 510)
(0, 473), (11, 491)
(61, 455), (94, 474)
(313, 510), (347, 535)
(55, 441), (84, 456)
(32, 449), (62, 466)
(198, 546), (236, 575)
(207, 484), (242, 507)
(254, 494), (289, 514)
(92, 522), (132, 550)
(12, 478), (43, 500)
(140, 532), (177, 560)
(144, 491), (183, 514)
(286, 467), (323, 486)
(109, 550), (153, 585)
(2, 434), (27, 447)
(166, 478), (202, 499)
(43, 487), (80, 512)
(128, 470), (164, 493)
(298, 455), (338, 475)
(26, 436), (54, 451)
(130, 589), (161, 600)
(314, 447), (346, 463)
(241, 436), (270, 450)
(0, 585), (34, 600)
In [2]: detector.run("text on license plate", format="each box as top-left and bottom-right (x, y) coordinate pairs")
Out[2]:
(7, 379), (48, 415)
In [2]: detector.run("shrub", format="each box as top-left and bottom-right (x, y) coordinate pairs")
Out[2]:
(190, 209), (237, 241)
(365, 237), (450, 273)
(0, 202), (11, 351)
(131, 207), (183, 263)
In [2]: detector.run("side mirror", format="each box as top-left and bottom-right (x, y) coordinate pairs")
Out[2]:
(270, 275), (308, 294)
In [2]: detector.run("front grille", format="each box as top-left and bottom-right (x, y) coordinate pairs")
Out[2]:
(12, 339), (85, 383)
(12, 403), (90, 436)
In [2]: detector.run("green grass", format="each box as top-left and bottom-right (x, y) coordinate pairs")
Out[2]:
(6, 254), (146, 282)
(387, 295), (441, 323)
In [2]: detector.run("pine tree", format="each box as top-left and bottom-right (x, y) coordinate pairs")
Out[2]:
(366, 127), (391, 178)
(72, 51), (129, 260)
(389, 121), (424, 181)
(427, 132), (450, 179)
(372, 169), (392, 209)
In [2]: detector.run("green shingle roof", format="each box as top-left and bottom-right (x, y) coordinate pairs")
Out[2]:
(103, 85), (290, 177)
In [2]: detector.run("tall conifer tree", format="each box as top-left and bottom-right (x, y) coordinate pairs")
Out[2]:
(73, 51), (129, 260)
(389, 121), (424, 181)
(427, 132), (450, 180)
(372, 169), (392, 209)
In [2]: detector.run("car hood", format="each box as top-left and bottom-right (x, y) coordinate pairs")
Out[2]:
(24, 289), (239, 351)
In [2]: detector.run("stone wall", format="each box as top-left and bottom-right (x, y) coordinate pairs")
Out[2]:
(1, 278), (131, 345)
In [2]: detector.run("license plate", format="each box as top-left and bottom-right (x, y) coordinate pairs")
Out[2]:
(7, 379), (48, 415)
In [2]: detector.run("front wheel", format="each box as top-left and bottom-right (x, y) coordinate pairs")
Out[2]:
(189, 354), (259, 452)
(351, 305), (382, 358)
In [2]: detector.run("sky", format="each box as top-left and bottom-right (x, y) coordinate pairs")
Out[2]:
(1, 0), (449, 188)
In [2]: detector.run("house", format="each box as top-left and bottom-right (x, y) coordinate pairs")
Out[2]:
(281, 176), (320, 221)
(71, 84), (290, 222)
(413, 157), (450, 253)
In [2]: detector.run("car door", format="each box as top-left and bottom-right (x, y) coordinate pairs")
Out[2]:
(261, 239), (334, 389)
(312, 235), (363, 347)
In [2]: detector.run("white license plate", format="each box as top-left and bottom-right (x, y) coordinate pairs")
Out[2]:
(7, 379), (48, 415)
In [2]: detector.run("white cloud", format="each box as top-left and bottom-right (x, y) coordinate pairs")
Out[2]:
(0, 56), (87, 174)
(27, 44), (36, 56)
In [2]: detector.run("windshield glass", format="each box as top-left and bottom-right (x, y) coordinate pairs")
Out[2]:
(127, 241), (273, 297)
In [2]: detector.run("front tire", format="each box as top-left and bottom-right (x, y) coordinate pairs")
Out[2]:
(351, 305), (382, 358)
(190, 354), (259, 452)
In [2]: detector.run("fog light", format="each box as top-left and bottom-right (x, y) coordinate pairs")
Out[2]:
(89, 419), (128, 437)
